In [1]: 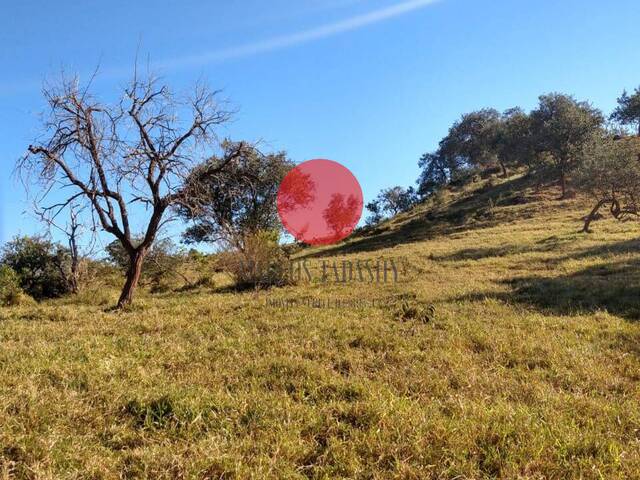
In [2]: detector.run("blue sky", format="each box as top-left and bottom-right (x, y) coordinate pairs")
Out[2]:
(1, 0), (640, 245)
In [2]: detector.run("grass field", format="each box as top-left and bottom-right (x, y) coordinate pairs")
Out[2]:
(1, 174), (640, 479)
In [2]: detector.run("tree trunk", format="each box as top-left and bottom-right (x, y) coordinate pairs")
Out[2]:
(637, 124), (640, 162)
(499, 161), (508, 177)
(117, 249), (147, 308)
(559, 171), (567, 199)
(68, 236), (80, 294)
(582, 199), (606, 233)
(68, 259), (80, 295)
(610, 198), (621, 219)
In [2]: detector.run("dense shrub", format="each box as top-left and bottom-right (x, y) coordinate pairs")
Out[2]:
(0, 236), (71, 300)
(0, 265), (23, 306)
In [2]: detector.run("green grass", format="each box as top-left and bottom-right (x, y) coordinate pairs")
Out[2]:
(1, 175), (640, 479)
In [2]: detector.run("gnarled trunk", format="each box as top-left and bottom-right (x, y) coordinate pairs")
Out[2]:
(117, 249), (147, 308)
(499, 160), (508, 177)
(582, 199), (607, 233)
(559, 170), (567, 199)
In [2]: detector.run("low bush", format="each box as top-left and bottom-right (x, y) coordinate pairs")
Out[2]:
(0, 265), (26, 306)
(218, 231), (290, 290)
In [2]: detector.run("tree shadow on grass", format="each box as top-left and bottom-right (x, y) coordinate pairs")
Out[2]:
(503, 262), (640, 319)
(427, 233), (640, 265)
(452, 239), (640, 320)
(430, 234), (580, 262)
(552, 237), (640, 263)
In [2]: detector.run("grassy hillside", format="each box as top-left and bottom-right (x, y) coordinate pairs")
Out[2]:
(2, 174), (640, 479)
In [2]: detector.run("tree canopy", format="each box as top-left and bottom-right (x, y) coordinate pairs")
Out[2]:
(178, 142), (294, 247)
(610, 87), (640, 136)
(529, 93), (604, 197)
(366, 186), (418, 225)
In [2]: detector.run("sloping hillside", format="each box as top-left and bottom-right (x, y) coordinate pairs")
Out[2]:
(1, 174), (640, 479)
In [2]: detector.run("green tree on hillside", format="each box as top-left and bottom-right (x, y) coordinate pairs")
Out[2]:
(366, 186), (419, 225)
(439, 108), (502, 173)
(416, 151), (461, 197)
(611, 87), (640, 136)
(530, 93), (604, 198)
(575, 135), (640, 232)
(492, 107), (534, 176)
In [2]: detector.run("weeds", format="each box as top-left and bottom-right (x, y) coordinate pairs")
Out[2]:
(392, 293), (436, 323)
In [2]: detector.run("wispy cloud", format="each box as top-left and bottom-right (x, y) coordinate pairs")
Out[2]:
(152, 0), (440, 70)
(0, 0), (440, 95)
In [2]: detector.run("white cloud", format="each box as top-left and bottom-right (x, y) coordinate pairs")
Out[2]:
(153, 0), (440, 70)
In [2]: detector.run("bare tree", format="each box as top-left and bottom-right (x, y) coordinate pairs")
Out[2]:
(20, 71), (247, 307)
(36, 203), (92, 294)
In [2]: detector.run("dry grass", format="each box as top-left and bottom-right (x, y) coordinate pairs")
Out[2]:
(1, 175), (640, 479)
